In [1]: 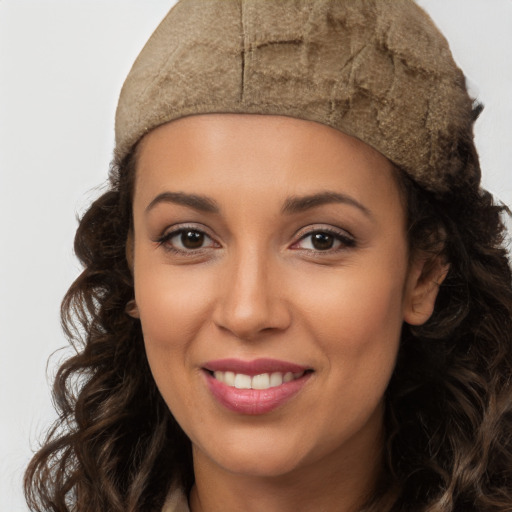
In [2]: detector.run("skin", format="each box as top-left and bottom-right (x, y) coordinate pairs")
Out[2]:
(129, 114), (442, 512)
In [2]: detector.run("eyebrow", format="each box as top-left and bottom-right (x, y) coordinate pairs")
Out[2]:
(281, 191), (373, 218)
(145, 192), (220, 214)
(145, 190), (372, 218)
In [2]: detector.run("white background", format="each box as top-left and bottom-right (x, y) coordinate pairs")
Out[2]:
(1, 1), (511, 510)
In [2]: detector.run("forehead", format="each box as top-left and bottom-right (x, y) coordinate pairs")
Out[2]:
(133, 114), (404, 223)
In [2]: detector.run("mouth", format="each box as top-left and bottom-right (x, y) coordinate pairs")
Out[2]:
(207, 369), (308, 390)
(202, 358), (313, 415)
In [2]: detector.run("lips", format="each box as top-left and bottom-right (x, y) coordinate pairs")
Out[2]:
(203, 358), (313, 415)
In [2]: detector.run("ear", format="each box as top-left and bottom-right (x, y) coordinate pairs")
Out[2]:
(403, 254), (449, 326)
(125, 299), (140, 318)
(125, 231), (140, 318)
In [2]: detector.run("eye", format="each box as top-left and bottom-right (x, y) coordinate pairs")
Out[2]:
(292, 229), (355, 252)
(158, 227), (219, 253)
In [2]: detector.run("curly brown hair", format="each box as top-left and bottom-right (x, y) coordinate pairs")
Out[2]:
(25, 114), (512, 511)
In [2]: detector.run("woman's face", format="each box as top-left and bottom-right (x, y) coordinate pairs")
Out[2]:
(130, 114), (433, 480)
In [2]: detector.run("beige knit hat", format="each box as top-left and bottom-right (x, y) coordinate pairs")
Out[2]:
(115, 0), (481, 194)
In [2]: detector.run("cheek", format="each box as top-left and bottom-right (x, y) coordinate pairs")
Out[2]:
(301, 268), (405, 345)
(296, 261), (407, 403)
(133, 264), (220, 409)
(134, 262), (216, 348)
(133, 265), (215, 416)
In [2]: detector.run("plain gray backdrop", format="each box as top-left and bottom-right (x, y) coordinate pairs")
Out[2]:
(1, 1), (511, 510)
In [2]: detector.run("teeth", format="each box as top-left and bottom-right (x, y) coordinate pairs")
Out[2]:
(269, 372), (283, 387)
(283, 372), (294, 383)
(234, 373), (252, 389)
(212, 370), (305, 390)
(224, 371), (235, 386)
(252, 373), (270, 389)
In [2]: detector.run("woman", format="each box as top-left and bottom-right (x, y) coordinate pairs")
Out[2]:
(24, 1), (512, 511)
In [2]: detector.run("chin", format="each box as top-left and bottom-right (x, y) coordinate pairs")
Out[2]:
(193, 435), (310, 479)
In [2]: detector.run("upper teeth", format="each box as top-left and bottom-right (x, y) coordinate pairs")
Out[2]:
(213, 371), (304, 390)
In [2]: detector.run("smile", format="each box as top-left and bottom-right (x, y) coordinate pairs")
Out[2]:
(203, 359), (313, 415)
(212, 370), (306, 390)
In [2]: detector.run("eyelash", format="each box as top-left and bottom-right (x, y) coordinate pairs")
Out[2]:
(292, 227), (356, 252)
(156, 225), (219, 255)
(156, 225), (356, 255)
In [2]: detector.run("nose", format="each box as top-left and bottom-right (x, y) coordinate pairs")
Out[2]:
(212, 249), (292, 340)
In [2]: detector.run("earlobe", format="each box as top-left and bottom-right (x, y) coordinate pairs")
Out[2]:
(403, 257), (449, 326)
(125, 232), (139, 318)
(125, 299), (140, 319)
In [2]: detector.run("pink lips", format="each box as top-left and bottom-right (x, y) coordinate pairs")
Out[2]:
(203, 358), (312, 415)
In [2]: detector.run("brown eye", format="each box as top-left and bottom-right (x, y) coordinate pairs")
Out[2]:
(181, 230), (205, 249)
(311, 232), (334, 250)
(159, 227), (219, 253)
(292, 228), (356, 252)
